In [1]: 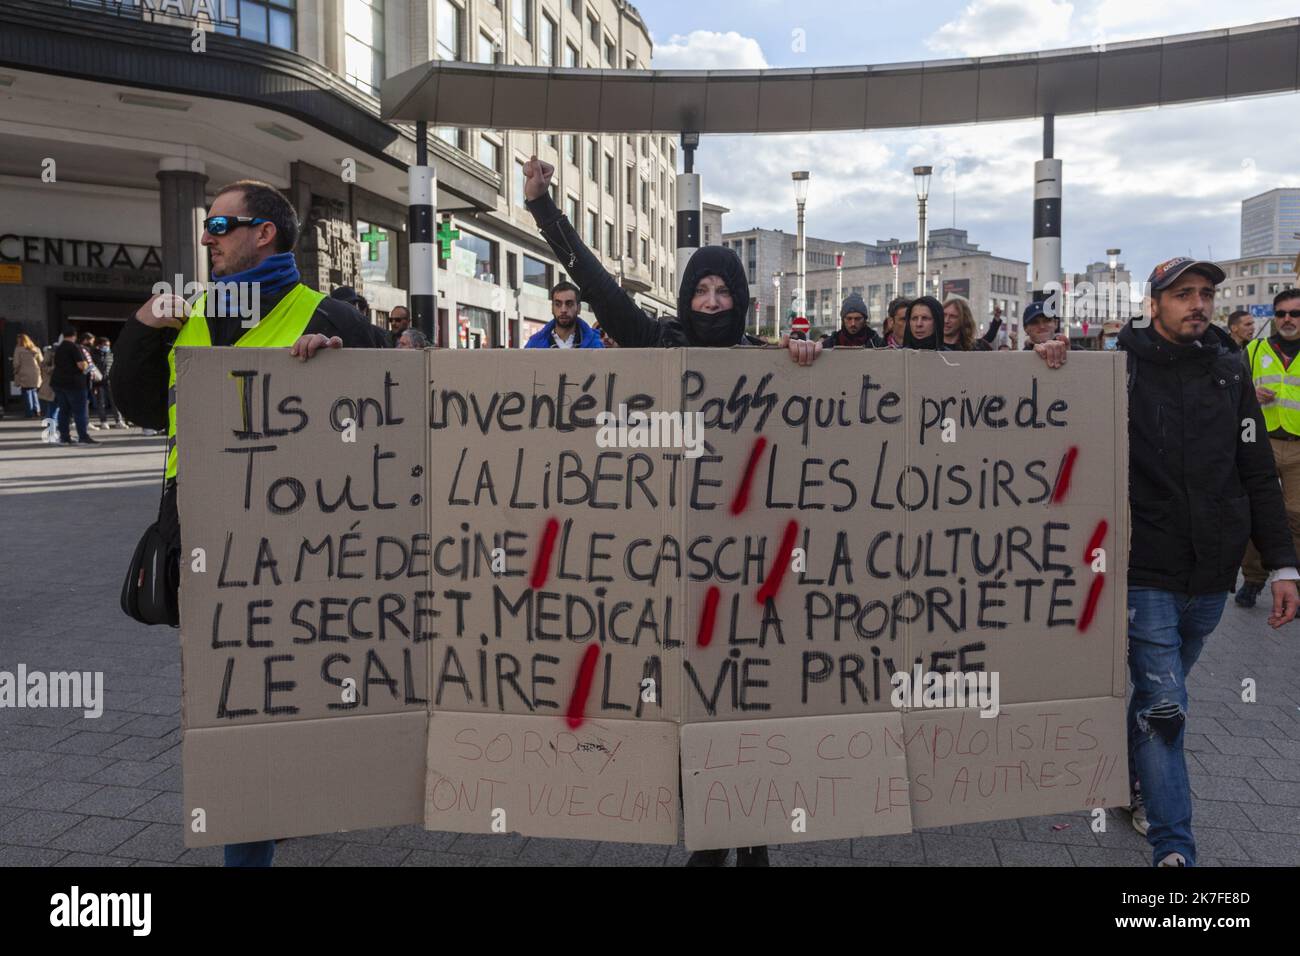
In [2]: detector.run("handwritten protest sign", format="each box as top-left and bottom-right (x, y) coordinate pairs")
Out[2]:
(177, 347), (1127, 849)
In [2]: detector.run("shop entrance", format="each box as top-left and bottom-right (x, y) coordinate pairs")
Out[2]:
(52, 291), (146, 345)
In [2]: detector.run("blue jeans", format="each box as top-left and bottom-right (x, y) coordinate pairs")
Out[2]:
(1126, 587), (1227, 867)
(21, 387), (39, 415)
(53, 385), (89, 443)
(224, 840), (276, 867)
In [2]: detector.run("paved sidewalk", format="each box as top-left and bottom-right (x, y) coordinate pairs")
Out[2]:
(1, 416), (1297, 866)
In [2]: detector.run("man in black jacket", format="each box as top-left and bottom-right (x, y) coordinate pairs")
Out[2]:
(109, 179), (387, 868)
(1099, 257), (1296, 866)
(823, 292), (885, 349)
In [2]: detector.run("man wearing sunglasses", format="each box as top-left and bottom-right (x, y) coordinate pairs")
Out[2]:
(1238, 288), (1300, 609)
(109, 179), (387, 868)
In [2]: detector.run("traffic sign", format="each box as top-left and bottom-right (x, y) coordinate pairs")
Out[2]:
(791, 315), (810, 334)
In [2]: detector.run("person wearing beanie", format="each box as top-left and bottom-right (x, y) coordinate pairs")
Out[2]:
(823, 292), (885, 349)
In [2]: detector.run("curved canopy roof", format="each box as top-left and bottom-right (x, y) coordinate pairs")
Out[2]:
(381, 19), (1299, 133)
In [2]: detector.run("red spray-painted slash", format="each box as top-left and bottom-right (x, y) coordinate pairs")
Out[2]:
(729, 436), (768, 516)
(529, 516), (560, 590)
(565, 644), (601, 729)
(1077, 518), (1109, 633)
(756, 520), (800, 605)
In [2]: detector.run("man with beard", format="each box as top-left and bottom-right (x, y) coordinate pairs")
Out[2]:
(521, 155), (818, 867)
(525, 280), (604, 348)
(823, 292), (885, 348)
(1040, 257), (1297, 866)
(1237, 288), (1300, 609)
(388, 304), (411, 347)
(109, 180), (387, 868)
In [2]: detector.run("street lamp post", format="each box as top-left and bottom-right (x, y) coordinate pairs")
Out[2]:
(1107, 248), (1121, 323)
(772, 272), (783, 339)
(835, 251), (844, 322)
(889, 248), (900, 304)
(793, 171), (810, 328)
(914, 165), (932, 297)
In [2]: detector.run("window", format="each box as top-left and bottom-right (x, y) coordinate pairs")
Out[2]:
(588, 210), (599, 251)
(566, 195), (579, 225)
(477, 31), (499, 64)
(564, 42), (578, 68)
(458, 229), (497, 282)
(604, 38), (615, 66)
(650, 256), (655, 280)
(626, 52), (636, 70)
(539, 13), (555, 66)
(514, 159), (527, 207)
(1268, 262), (1280, 274)
(640, 237), (648, 265)
(640, 179), (648, 213)
(587, 12), (599, 44)
(1251, 264), (1260, 275)
(437, 0), (462, 60)
(625, 167), (635, 206)
(587, 138), (598, 182)
(604, 154), (614, 195)
(214, 0), (296, 50)
(511, 0), (531, 41)
(565, 134), (577, 165)
(546, 133), (558, 150)
(1248, 283), (1256, 296)
(436, 127), (462, 150)
(478, 136), (500, 173)
(356, 219), (397, 287)
(640, 136), (648, 157)
(522, 253), (549, 291)
(625, 228), (634, 259)
(344, 0), (384, 95)
(605, 222), (615, 258)
(568, 0), (579, 13)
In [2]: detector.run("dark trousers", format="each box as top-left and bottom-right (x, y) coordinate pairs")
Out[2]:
(53, 385), (89, 443)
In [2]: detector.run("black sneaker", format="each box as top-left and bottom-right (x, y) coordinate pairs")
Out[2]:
(1235, 583), (1262, 608)
(77, 437), (99, 445)
(735, 845), (770, 867)
(685, 848), (730, 867)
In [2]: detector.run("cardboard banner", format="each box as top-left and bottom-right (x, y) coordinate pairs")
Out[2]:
(177, 347), (1128, 849)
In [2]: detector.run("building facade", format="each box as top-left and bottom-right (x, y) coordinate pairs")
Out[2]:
(721, 219), (1027, 340)
(1214, 254), (1299, 320)
(1241, 188), (1300, 259)
(0, 0), (680, 364)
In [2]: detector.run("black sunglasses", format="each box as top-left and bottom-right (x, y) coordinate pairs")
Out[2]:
(203, 215), (270, 236)
(1274, 310), (1300, 320)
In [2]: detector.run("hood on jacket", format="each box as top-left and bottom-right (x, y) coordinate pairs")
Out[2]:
(675, 245), (751, 347)
(902, 295), (946, 351)
(1117, 316), (1234, 365)
(524, 315), (604, 349)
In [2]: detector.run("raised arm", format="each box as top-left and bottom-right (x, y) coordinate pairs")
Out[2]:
(522, 156), (664, 348)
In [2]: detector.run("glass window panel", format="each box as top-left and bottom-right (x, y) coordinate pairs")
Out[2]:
(269, 9), (293, 48)
(241, 0), (268, 43)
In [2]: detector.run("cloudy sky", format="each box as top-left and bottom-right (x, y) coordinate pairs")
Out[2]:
(638, 0), (1299, 278)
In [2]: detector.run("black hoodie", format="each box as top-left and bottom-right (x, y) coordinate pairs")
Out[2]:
(1118, 318), (1296, 593)
(902, 296), (949, 351)
(524, 192), (763, 348)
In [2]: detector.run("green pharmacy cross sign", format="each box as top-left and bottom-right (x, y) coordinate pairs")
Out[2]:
(360, 224), (388, 263)
(437, 217), (460, 261)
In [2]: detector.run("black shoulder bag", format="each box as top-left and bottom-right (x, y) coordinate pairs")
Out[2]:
(121, 444), (180, 628)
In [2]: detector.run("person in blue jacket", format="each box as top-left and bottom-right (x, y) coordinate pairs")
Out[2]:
(524, 281), (604, 349)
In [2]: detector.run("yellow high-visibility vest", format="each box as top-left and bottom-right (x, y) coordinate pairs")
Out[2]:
(1246, 337), (1300, 437)
(165, 284), (324, 479)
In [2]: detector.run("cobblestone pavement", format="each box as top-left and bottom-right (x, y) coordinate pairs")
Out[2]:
(1, 417), (1297, 866)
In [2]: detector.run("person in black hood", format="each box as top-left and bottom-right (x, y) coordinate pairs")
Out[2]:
(823, 292), (885, 348)
(902, 295), (948, 351)
(519, 156), (819, 367)
(520, 156), (819, 869)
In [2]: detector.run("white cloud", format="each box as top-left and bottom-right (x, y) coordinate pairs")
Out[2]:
(927, 0), (1077, 57)
(650, 30), (771, 70)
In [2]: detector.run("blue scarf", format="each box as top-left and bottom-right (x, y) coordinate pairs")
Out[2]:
(210, 252), (301, 318)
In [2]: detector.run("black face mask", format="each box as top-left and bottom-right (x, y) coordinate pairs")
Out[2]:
(686, 309), (740, 346)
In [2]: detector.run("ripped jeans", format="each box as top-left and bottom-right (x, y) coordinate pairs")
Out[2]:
(1126, 587), (1227, 867)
